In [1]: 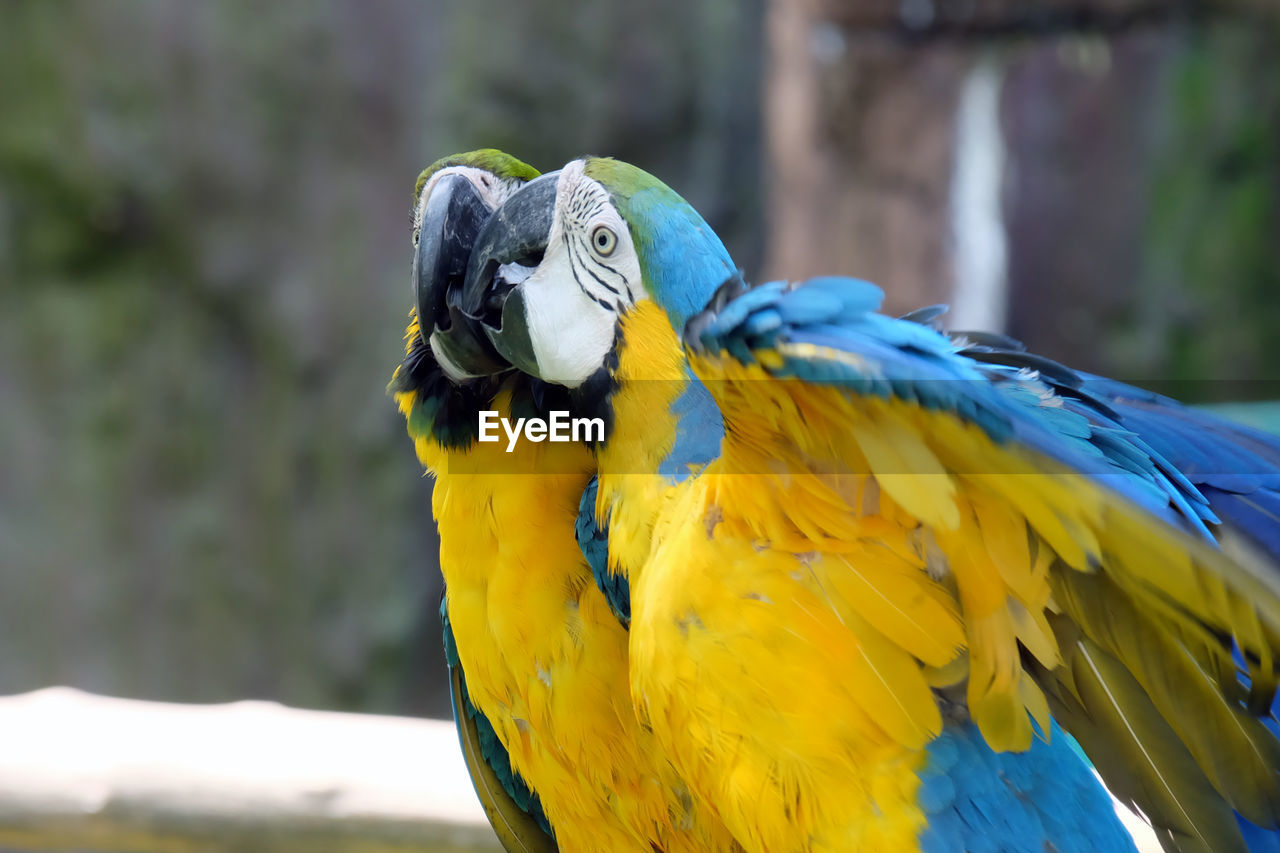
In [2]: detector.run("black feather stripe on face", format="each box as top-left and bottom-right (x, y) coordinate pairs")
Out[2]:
(566, 325), (623, 448)
(391, 332), (497, 449)
(393, 326), (620, 450)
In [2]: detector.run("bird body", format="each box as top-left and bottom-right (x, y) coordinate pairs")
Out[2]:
(395, 153), (734, 852)
(405, 151), (1280, 853)
(595, 301), (1136, 851)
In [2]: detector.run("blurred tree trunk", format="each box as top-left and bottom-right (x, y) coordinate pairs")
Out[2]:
(0, 0), (767, 723)
(764, 0), (1280, 393)
(765, 0), (968, 314)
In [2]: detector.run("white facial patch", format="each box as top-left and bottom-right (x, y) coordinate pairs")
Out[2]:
(518, 161), (645, 386)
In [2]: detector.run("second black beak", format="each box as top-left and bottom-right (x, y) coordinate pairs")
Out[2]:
(413, 172), (508, 378)
(456, 172), (559, 376)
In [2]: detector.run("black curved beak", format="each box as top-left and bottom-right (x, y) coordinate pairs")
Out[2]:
(458, 172), (560, 376)
(413, 172), (507, 378)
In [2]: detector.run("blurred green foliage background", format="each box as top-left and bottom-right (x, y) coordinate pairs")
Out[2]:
(0, 0), (761, 717)
(0, 1), (1275, 721)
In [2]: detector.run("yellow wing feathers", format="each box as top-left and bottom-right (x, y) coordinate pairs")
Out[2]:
(401, 314), (735, 850)
(593, 339), (1280, 849)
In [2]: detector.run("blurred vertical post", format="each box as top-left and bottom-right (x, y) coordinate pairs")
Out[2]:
(764, 0), (969, 314)
(763, 0), (1280, 394)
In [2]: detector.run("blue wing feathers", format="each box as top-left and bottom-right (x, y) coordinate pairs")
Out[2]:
(1212, 489), (1280, 562)
(577, 477), (630, 627)
(773, 287), (847, 326)
(687, 275), (1280, 549)
(703, 280), (787, 334)
(1080, 375), (1280, 561)
(919, 722), (1135, 853)
(1241, 816), (1280, 852)
(741, 307), (782, 338)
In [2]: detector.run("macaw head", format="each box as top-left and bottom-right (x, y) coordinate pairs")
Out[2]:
(394, 149), (549, 450)
(461, 157), (736, 388)
(409, 149), (540, 382)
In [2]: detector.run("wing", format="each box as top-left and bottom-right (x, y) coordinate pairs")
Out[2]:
(940, 326), (1280, 566)
(1076, 377), (1280, 564)
(938, 328), (1280, 851)
(679, 274), (1280, 852)
(441, 596), (557, 853)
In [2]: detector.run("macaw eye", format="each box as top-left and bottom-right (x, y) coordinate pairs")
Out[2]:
(591, 225), (618, 257)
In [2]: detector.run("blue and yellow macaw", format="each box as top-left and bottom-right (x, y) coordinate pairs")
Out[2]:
(392, 151), (734, 852)
(432, 154), (1280, 853)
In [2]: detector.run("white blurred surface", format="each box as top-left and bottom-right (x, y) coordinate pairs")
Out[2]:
(0, 686), (1163, 852)
(0, 686), (498, 850)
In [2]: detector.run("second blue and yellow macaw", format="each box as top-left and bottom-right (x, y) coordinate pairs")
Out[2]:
(405, 152), (1280, 852)
(394, 151), (735, 852)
